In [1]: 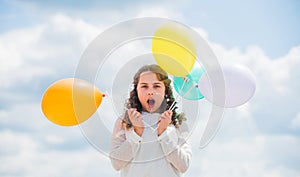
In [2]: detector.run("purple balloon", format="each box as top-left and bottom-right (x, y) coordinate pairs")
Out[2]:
(198, 64), (256, 108)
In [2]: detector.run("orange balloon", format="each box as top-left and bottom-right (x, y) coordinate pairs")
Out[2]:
(41, 78), (102, 126)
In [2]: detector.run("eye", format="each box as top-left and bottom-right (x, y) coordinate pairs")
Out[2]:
(141, 85), (148, 88)
(154, 85), (161, 88)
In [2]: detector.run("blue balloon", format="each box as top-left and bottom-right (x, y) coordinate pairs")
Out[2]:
(173, 62), (205, 100)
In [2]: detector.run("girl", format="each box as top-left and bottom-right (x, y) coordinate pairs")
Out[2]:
(109, 64), (192, 177)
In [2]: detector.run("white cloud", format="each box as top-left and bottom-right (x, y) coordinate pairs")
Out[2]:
(186, 134), (300, 177)
(0, 13), (100, 88)
(0, 25), (52, 88)
(210, 42), (300, 134)
(0, 130), (118, 177)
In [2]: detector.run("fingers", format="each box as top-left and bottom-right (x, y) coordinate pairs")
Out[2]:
(165, 110), (173, 117)
(158, 110), (172, 126)
(127, 108), (143, 128)
(157, 112), (172, 136)
(128, 108), (141, 119)
(161, 110), (172, 120)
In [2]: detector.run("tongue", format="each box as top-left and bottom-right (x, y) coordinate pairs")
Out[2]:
(147, 99), (155, 110)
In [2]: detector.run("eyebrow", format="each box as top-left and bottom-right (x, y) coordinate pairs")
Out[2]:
(139, 82), (163, 85)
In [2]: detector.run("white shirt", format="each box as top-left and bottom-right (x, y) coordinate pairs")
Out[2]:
(109, 112), (192, 177)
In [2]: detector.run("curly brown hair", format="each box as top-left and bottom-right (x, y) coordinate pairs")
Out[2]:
(122, 64), (186, 129)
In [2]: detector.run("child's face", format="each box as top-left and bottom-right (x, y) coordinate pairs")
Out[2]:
(137, 71), (166, 113)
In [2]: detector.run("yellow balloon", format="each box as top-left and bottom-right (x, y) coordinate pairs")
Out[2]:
(152, 23), (196, 77)
(41, 78), (103, 126)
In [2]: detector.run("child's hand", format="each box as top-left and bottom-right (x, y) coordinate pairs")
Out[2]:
(127, 108), (144, 136)
(157, 110), (172, 136)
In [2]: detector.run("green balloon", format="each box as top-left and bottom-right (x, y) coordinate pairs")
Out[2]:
(173, 62), (205, 100)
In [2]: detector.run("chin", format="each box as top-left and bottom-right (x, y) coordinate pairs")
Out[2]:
(150, 107), (164, 113)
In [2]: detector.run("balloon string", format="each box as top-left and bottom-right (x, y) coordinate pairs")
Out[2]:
(169, 77), (188, 111)
(169, 79), (197, 111)
(170, 82), (196, 111)
(124, 107), (158, 132)
(168, 98), (176, 111)
(179, 77), (188, 92)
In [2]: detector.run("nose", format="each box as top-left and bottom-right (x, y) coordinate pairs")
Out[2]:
(147, 92), (154, 96)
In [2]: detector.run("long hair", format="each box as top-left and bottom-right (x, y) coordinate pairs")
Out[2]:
(122, 64), (186, 129)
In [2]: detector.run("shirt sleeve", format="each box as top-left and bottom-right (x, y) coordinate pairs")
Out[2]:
(157, 122), (192, 173)
(109, 118), (143, 171)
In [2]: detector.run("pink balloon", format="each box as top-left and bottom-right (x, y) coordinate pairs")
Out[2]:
(198, 64), (256, 108)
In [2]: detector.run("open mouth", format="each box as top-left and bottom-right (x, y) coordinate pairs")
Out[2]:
(147, 98), (155, 108)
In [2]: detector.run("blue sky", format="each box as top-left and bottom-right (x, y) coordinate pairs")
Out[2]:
(1, 0), (299, 58)
(183, 0), (300, 58)
(0, 0), (300, 177)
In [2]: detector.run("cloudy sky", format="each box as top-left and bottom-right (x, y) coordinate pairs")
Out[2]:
(1, 0), (300, 177)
